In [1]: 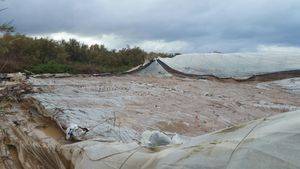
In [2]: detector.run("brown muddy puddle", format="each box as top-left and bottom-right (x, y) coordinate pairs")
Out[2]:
(20, 101), (66, 143)
(34, 124), (65, 141)
(32, 114), (67, 143)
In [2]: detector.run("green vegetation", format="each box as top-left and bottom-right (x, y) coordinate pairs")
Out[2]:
(0, 33), (173, 73)
(0, 33), (175, 74)
(0, 23), (14, 33)
(30, 61), (73, 74)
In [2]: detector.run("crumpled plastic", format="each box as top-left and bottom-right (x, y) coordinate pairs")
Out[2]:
(58, 110), (300, 169)
(141, 130), (184, 147)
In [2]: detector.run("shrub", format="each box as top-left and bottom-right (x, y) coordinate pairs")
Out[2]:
(30, 61), (73, 74)
(0, 34), (174, 74)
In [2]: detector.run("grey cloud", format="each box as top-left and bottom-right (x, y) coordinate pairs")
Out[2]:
(2, 0), (300, 52)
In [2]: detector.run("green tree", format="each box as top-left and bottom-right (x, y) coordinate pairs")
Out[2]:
(0, 34), (172, 73)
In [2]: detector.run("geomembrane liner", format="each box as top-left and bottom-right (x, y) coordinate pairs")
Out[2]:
(160, 51), (300, 79)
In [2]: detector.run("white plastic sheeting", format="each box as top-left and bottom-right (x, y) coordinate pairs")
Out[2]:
(60, 110), (300, 169)
(138, 59), (172, 77)
(140, 130), (184, 147)
(27, 76), (300, 143)
(160, 51), (300, 79)
(125, 59), (151, 73)
(257, 78), (300, 95)
(27, 78), (139, 142)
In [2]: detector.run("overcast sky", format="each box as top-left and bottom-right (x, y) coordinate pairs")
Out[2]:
(2, 0), (300, 53)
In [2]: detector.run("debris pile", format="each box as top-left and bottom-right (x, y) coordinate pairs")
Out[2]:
(0, 73), (32, 101)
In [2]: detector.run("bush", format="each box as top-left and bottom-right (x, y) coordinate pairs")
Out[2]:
(30, 62), (73, 74)
(0, 34), (173, 74)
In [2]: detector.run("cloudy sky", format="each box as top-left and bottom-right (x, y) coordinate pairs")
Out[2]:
(2, 0), (300, 53)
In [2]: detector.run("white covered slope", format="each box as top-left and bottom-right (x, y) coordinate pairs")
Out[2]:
(138, 59), (172, 77)
(160, 50), (300, 79)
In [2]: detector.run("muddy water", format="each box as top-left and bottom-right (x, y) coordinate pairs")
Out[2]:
(32, 114), (67, 144)
(20, 100), (67, 143)
(35, 124), (65, 141)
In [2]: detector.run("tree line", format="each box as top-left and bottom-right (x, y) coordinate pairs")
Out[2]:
(0, 33), (176, 74)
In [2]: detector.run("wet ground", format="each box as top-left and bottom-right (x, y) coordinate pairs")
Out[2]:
(28, 75), (300, 138)
(0, 74), (299, 168)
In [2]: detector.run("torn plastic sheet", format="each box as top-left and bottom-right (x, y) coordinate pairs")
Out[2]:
(25, 94), (139, 142)
(49, 106), (138, 142)
(58, 110), (300, 169)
